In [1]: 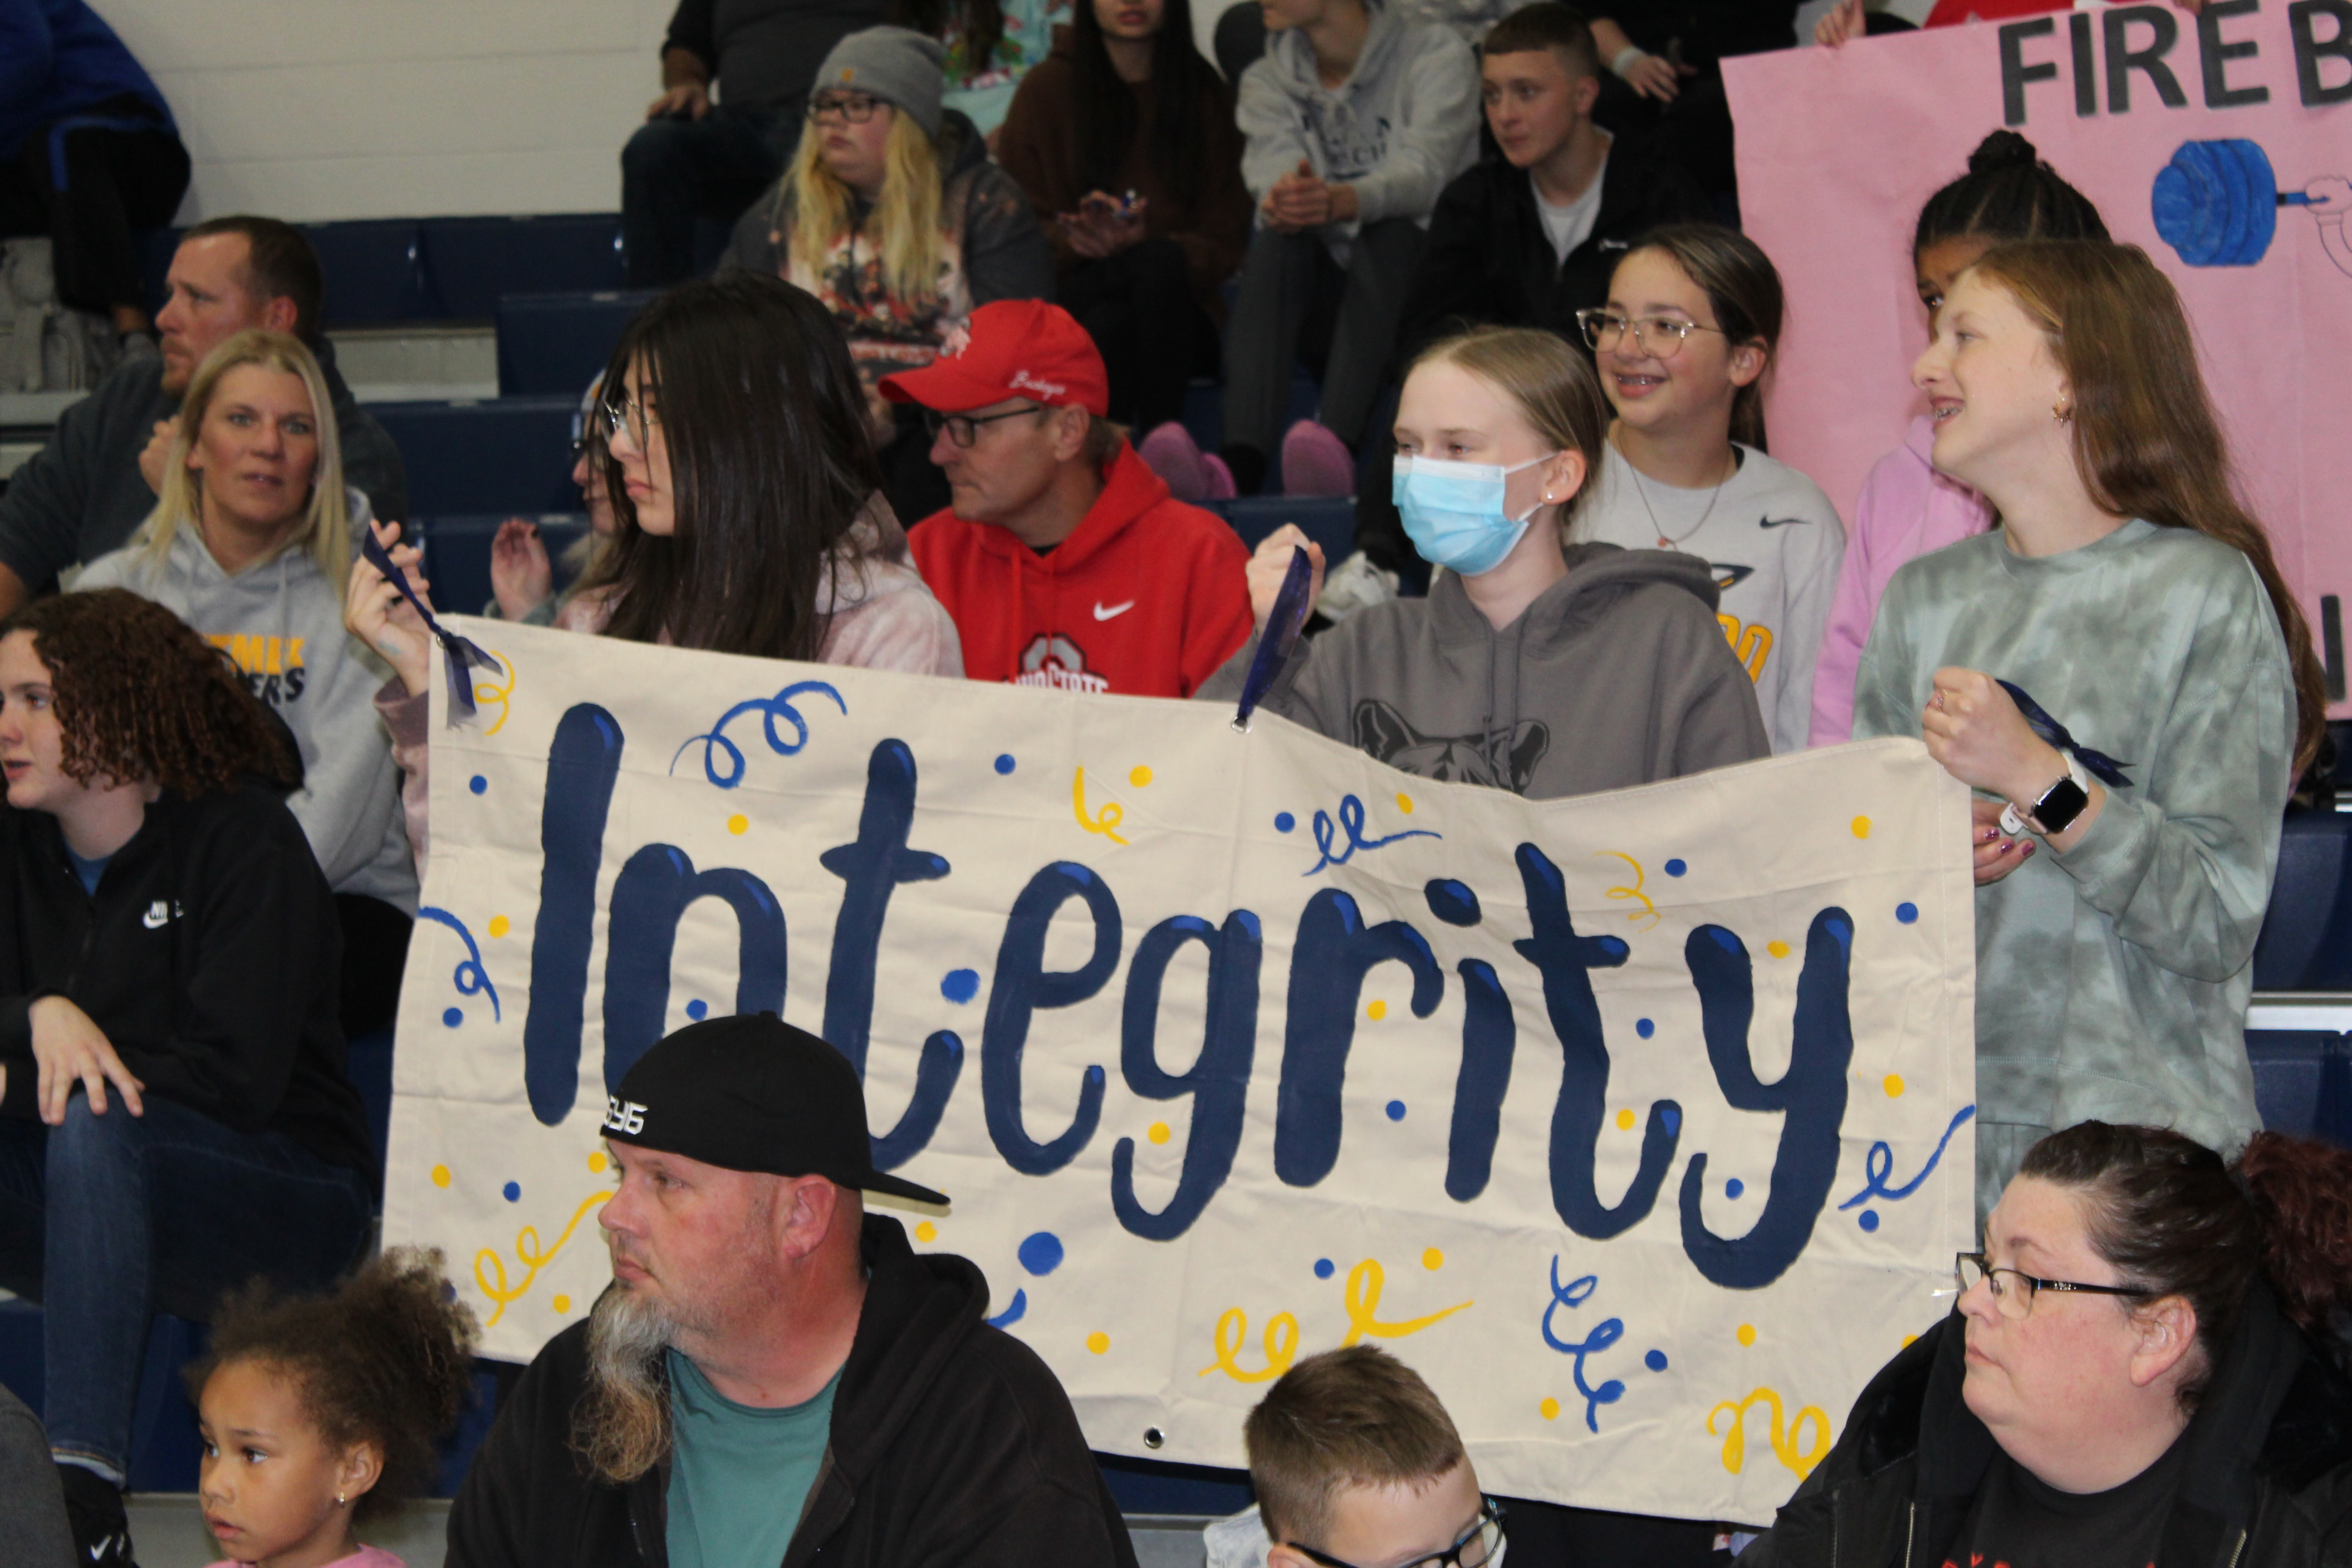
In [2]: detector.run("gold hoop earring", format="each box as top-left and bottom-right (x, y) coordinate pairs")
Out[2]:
(2052, 401), (2072, 424)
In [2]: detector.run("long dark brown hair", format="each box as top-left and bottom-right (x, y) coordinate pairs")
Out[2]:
(1621, 223), (1785, 451)
(1071, 0), (1226, 208)
(1972, 240), (2327, 775)
(582, 274), (887, 661)
(2019, 1123), (2352, 1409)
(4, 589), (297, 796)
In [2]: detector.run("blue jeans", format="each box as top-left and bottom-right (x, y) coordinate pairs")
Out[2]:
(620, 102), (799, 287)
(0, 1097), (372, 1478)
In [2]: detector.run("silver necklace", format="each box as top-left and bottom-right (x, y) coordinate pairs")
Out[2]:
(1618, 437), (1734, 549)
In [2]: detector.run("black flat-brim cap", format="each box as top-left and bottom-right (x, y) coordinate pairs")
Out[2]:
(601, 1012), (949, 1207)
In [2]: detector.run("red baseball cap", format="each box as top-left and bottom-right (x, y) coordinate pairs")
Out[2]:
(880, 299), (1109, 418)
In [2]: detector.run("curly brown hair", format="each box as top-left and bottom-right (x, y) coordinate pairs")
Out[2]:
(186, 1249), (480, 1522)
(3, 589), (297, 795)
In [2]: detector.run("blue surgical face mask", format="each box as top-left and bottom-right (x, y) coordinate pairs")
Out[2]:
(1392, 453), (1559, 577)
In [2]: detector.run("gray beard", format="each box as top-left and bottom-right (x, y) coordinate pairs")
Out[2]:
(573, 1285), (680, 1483)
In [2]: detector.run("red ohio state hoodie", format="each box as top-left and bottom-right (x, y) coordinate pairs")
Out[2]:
(908, 443), (1254, 698)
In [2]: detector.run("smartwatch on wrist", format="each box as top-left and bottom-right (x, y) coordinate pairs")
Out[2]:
(1999, 750), (2091, 838)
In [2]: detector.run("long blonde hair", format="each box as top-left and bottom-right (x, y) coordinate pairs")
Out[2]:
(144, 329), (351, 593)
(789, 107), (943, 307)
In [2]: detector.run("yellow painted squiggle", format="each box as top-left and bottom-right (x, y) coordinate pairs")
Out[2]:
(1593, 851), (1661, 931)
(1072, 767), (1130, 845)
(1340, 1259), (1473, 1346)
(473, 651), (516, 736)
(1198, 1308), (1298, 1382)
(1706, 1387), (1833, 1480)
(474, 1189), (610, 1326)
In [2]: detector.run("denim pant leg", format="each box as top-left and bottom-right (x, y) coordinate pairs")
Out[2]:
(1222, 226), (1322, 460)
(1320, 219), (1428, 448)
(620, 103), (794, 288)
(29, 1098), (372, 1477)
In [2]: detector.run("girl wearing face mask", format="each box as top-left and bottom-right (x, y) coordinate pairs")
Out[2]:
(1572, 224), (1844, 756)
(1853, 241), (2325, 1215)
(1201, 325), (1765, 799)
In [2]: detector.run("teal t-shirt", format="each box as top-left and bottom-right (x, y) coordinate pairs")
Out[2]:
(665, 1351), (839, 1568)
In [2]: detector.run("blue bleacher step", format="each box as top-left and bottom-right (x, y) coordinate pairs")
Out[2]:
(496, 291), (658, 398)
(368, 398), (584, 518)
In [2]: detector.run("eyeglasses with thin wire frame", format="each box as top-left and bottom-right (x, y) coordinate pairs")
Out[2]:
(1287, 1498), (1506, 1568)
(596, 385), (661, 450)
(808, 90), (886, 123)
(1574, 309), (1726, 359)
(924, 404), (1047, 448)
(1955, 1252), (2154, 1321)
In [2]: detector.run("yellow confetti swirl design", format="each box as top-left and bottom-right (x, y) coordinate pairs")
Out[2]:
(474, 1189), (610, 1327)
(473, 651), (516, 736)
(1707, 1387), (1833, 1480)
(1072, 767), (1130, 845)
(1593, 852), (1661, 931)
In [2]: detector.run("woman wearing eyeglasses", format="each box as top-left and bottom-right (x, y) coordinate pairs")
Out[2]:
(1740, 1121), (2352, 1568)
(1569, 223), (1845, 755)
(343, 273), (962, 872)
(720, 25), (1054, 528)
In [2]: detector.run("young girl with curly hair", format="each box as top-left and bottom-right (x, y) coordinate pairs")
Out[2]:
(191, 1248), (478, 1568)
(0, 588), (376, 1568)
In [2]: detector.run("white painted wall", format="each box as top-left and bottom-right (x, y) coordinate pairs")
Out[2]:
(96, 0), (676, 223)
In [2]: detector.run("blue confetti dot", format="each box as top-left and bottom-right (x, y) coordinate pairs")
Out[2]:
(1314, 1258), (1336, 1279)
(1859, 1210), (1881, 1232)
(1274, 811), (1296, 833)
(502, 1181), (521, 1203)
(994, 754), (1016, 775)
(469, 775), (488, 795)
(1017, 1231), (1065, 1276)
(1424, 878), (1482, 926)
(1896, 902), (1919, 924)
(442, 1007), (463, 1028)
(941, 969), (980, 1004)
(1726, 1177), (1745, 1199)
(1636, 1018), (1655, 1039)
(1385, 1100), (1407, 1122)
(1664, 858), (1687, 877)
(1645, 1349), (1669, 1372)
(686, 1000), (708, 1020)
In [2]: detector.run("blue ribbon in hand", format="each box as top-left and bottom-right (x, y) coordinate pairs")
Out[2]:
(361, 529), (504, 725)
(1234, 546), (1315, 731)
(1995, 680), (2133, 789)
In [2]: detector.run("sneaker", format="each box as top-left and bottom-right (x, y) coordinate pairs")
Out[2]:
(1137, 421), (1210, 500)
(1280, 420), (1354, 498)
(1200, 453), (1237, 501)
(57, 1462), (135, 1568)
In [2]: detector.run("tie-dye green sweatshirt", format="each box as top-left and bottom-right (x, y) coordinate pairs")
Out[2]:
(1854, 519), (2293, 1213)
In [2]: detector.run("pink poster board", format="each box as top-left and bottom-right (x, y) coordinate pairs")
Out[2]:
(1725, 7), (2352, 712)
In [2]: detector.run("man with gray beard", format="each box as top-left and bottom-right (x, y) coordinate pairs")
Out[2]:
(446, 1011), (1138, 1568)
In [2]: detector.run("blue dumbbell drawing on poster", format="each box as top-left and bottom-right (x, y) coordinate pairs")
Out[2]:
(2153, 140), (2350, 277)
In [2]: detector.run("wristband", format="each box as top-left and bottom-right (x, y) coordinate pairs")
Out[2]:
(1612, 44), (1648, 76)
(1999, 750), (2090, 838)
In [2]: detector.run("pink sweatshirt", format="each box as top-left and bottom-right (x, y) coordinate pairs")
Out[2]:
(207, 1547), (406, 1568)
(1806, 415), (1994, 745)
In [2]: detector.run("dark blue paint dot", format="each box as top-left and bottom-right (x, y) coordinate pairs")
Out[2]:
(994, 754), (1015, 775)
(442, 1007), (463, 1028)
(1274, 812), (1296, 833)
(685, 1000), (708, 1021)
(469, 775), (488, 795)
(1424, 878), (1482, 926)
(1017, 1231), (1065, 1275)
(1664, 858), (1687, 877)
(1660, 1105), (1681, 1137)
(941, 968), (980, 1004)
(1896, 902), (1919, 924)
(1385, 1100), (1407, 1122)
(1858, 1210), (1881, 1233)
(1314, 1258), (1336, 1279)
(502, 1181), (521, 1203)
(1645, 1349), (1669, 1372)
(1726, 1178), (1745, 1199)
(1636, 1018), (1655, 1039)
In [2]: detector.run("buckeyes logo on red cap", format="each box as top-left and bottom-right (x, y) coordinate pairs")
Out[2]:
(1008, 369), (1067, 399)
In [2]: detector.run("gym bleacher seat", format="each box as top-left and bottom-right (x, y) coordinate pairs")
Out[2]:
(368, 397), (582, 518)
(2251, 807), (2352, 990)
(2246, 1031), (2352, 1147)
(415, 514), (593, 620)
(495, 292), (656, 397)
(1212, 495), (1356, 568)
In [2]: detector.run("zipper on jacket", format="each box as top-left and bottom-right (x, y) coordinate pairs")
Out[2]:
(1901, 1500), (1916, 1568)
(2225, 1527), (2246, 1568)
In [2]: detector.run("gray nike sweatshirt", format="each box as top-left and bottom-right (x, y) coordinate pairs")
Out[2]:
(77, 520), (418, 912)
(1197, 542), (1769, 798)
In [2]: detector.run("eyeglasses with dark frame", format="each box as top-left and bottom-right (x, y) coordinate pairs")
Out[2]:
(923, 404), (1048, 448)
(1574, 309), (1726, 360)
(807, 90), (886, 123)
(1286, 1498), (1506, 1568)
(1955, 1252), (2154, 1321)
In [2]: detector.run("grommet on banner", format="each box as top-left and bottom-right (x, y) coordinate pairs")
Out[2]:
(1143, 1427), (1165, 1449)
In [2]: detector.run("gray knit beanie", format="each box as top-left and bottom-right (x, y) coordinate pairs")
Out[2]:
(812, 26), (947, 139)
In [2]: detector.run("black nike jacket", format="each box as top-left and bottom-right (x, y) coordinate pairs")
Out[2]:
(0, 785), (374, 1188)
(447, 1215), (1140, 1568)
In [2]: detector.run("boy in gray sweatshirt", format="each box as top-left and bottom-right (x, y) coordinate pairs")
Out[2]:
(1225, 0), (1480, 480)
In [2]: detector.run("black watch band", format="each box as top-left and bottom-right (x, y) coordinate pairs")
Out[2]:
(2029, 774), (2090, 835)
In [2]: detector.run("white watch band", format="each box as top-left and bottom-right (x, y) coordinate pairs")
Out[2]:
(1612, 44), (1648, 75)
